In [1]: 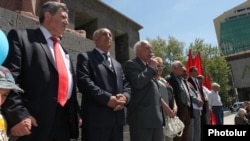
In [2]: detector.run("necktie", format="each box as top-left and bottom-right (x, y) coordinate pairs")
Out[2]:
(50, 37), (68, 106)
(103, 53), (113, 69)
(182, 79), (191, 107)
(196, 79), (205, 100)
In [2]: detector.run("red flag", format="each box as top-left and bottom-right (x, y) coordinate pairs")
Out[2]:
(193, 52), (203, 75)
(187, 51), (212, 89)
(210, 111), (217, 125)
(204, 74), (212, 90)
(186, 49), (194, 76)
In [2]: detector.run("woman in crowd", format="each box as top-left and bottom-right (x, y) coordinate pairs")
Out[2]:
(155, 57), (177, 141)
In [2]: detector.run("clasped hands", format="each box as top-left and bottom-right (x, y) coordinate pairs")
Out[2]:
(107, 94), (127, 111)
(197, 100), (204, 107)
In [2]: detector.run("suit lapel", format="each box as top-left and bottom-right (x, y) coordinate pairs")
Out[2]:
(103, 60), (113, 71)
(93, 49), (114, 72)
(35, 29), (56, 69)
(92, 49), (107, 66)
(135, 57), (147, 71)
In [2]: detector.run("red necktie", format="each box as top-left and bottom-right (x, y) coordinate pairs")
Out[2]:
(50, 37), (68, 106)
(196, 79), (204, 100)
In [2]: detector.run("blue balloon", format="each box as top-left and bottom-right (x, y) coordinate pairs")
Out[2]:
(0, 30), (9, 65)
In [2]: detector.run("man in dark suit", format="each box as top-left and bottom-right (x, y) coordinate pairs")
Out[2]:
(188, 66), (208, 141)
(184, 66), (202, 141)
(2, 2), (79, 141)
(76, 28), (131, 141)
(124, 40), (164, 141)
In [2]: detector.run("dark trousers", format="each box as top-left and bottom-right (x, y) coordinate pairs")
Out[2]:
(212, 106), (224, 125)
(82, 126), (123, 141)
(129, 127), (164, 141)
(200, 101), (209, 141)
(15, 105), (70, 141)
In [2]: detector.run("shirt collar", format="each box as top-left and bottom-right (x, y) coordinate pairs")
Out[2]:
(40, 26), (53, 41)
(95, 48), (110, 58)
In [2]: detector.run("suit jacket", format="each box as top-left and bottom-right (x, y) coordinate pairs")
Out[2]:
(166, 72), (194, 118)
(187, 77), (199, 91)
(124, 57), (163, 128)
(188, 77), (207, 114)
(76, 49), (131, 128)
(2, 28), (79, 140)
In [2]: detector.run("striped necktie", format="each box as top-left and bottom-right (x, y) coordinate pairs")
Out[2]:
(103, 53), (113, 69)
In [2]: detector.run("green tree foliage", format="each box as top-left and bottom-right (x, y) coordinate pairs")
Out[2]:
(147, 36), (185, 76)
(206, 57), (232, 106)
(189, 38), (232, 105)
(148, 37), (233, 105)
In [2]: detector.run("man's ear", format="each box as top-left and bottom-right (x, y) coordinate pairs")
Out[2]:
(44, 11), (51, 21)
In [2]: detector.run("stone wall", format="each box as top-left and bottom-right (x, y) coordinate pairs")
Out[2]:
(0, 0), (140, 65)
(0, 7), (102, 68)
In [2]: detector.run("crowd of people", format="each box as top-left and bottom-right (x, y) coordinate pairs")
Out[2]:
(0, 1), (230, 141)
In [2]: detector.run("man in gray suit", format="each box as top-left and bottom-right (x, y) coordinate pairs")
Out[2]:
(124, 40), (164, 141)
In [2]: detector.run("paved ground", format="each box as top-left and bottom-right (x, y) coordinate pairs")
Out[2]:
(122, 112), (236, 141)
(224, 111), (236, 125)
(73, 103), (235, 141)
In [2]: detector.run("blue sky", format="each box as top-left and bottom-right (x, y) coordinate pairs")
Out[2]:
(102, 0), (246, 48)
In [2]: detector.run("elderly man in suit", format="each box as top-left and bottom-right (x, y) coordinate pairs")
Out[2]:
(2, 2), (79, 141)
(166, 61), (193, 141)
(124, 40), (164, 141)
(76, 28), (131, 141)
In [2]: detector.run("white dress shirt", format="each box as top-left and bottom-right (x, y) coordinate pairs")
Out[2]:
(208, 90), (223, 110)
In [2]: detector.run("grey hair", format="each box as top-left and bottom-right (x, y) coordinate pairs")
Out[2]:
(171, 60), (182, 70)
(238, 108), (246, 116)
(92, 28), (111, 39)
(133, 40), (151, 54)
(39, 1), (68, 23)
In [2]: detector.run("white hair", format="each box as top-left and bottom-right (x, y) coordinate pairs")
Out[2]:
(212, 82), (220, 87)
(238, 108), (246, 116)
(171, 60), (182, 70)
(133, 40), (150, 54)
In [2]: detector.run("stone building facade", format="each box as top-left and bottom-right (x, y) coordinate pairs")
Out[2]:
(0, 0), (142, 66)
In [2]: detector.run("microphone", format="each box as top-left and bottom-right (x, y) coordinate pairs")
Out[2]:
(147, 53), (158, 72)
